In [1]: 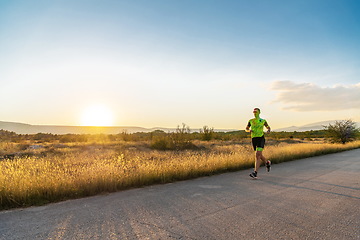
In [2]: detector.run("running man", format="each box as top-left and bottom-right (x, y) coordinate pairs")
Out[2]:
(246, 108), (271, 179)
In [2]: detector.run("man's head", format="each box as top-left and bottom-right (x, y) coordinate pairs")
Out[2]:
(253, 108), (260, 117)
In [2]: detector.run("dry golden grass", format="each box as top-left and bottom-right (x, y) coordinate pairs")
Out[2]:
(1, 140), (359, 209)
(267, 140), (360, 163)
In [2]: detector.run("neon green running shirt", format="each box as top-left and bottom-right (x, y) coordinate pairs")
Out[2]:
(247, 118), (268, 138)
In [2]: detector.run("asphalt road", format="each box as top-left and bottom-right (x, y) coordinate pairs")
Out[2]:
(1, 149), (359, 240)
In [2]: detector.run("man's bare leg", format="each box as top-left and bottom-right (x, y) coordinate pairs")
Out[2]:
(255, 151), (267, 172)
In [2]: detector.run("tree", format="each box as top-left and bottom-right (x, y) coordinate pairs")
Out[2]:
(324, 120), (359, 144)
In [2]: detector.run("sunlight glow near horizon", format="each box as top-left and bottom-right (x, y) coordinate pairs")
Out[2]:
(80, 105), (114, 127)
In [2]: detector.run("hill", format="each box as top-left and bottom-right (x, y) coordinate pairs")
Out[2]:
(274, 120), (360, 132)
(0, 121), (172, 134)
(2, 120), (358, 135)
(0, 121), (236, 134)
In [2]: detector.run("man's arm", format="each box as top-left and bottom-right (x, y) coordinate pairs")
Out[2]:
(245, 121), (251, 132)
(265, 121), (271, 133)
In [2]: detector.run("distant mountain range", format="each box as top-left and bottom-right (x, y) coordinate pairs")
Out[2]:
(274, 120), (360, 132)
(0, 121), (236, 134)
(1, 120), (359, 134)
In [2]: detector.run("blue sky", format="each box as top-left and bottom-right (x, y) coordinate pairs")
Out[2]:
(1, 0), (359, 129)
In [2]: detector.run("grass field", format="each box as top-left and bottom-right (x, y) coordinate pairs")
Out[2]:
(1, 139), (360, 210)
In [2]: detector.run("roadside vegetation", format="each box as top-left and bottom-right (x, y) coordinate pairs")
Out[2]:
(1, 121), (359, 210)
(323, 119), (359, 144)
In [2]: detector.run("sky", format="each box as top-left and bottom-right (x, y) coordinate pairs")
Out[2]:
(1, 0), (359, 130)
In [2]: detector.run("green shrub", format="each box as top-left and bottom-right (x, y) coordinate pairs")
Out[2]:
(151, 124), (197, 150)
(200, 126), (214, 141)
(151, 136), (170, 150)
(324, 120), (359, 144)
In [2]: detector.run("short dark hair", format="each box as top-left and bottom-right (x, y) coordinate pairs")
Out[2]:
(254, 108), (261, 113)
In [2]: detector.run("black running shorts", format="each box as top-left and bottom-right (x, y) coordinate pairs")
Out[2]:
(252, 136), (265, 151)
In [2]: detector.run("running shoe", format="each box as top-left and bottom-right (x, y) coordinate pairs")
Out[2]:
(249, 171), (257, 179)
(266, 160), (271, 172)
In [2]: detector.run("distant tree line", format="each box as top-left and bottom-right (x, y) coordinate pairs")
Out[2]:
(0, 127), (336, 144)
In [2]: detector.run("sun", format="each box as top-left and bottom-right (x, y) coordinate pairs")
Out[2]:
(80, 104), (114, 126)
